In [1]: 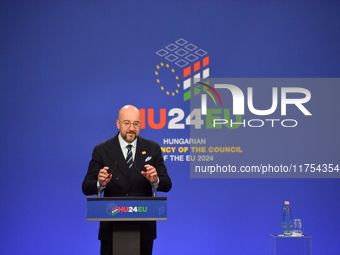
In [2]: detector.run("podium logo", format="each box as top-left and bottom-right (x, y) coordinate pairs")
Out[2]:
(106, 203), (119, 216)
(106, 203), (148, 216)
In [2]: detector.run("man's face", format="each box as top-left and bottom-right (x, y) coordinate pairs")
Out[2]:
(116, 107), (141, 143)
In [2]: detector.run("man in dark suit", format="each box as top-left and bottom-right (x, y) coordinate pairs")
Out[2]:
(82, 105), (172, 255)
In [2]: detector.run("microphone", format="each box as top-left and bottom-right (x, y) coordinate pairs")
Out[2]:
(133, 163), (157, 197)
(98, 162), (118, 197)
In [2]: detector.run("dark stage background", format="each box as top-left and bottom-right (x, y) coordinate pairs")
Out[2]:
(1, 1), (340, 254)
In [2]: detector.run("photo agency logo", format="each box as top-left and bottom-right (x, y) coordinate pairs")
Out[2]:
(202, 81), (312, 129)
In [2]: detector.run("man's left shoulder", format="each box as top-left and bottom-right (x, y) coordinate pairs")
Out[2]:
(138, 136), (160, 148)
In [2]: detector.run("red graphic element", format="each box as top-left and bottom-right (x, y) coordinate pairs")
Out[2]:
(202, 56), (210, 67)
(193, 61), (200, 72)
(140, 108), (167, 129)
(183, 66), (191, 78)
(198, 82), (223, 106)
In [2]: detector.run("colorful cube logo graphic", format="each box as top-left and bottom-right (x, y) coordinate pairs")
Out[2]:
(155, 38), (210, 101)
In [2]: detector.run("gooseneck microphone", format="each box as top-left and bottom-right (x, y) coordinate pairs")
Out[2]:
(133, 163), (157, 197)
(97, 162), (118, 197)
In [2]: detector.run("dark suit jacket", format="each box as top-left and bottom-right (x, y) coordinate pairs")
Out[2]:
(82, 133), (172, 241)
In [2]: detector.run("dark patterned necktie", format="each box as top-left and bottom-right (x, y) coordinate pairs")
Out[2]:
(126, 145), (133, 168)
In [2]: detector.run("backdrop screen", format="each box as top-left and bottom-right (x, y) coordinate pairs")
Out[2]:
(1, 1), (340, 254)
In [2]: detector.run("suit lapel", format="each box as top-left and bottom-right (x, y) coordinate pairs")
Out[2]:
(104, 134), (131, 180)
(104, 134), (153, 192)
(126, 136), (151, 189)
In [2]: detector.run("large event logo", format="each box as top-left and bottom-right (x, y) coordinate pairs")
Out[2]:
(141, 38), (222, 130)
(154, 38), (212, 102)
(139, 39), (312, 130)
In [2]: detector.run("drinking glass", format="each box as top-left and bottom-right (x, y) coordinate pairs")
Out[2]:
(292, 219), (304, 236)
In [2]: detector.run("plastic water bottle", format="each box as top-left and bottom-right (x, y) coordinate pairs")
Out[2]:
(281, 201), (293, 236)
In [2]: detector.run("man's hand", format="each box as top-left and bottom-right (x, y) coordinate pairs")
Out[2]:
(141, 164), (158, 183)
(98, 166), (112, 187)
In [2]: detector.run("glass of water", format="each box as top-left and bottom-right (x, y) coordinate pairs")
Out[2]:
(292, 219), (304, 236)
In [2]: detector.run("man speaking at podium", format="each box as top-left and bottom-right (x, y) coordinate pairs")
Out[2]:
(82, 105), (172, 255)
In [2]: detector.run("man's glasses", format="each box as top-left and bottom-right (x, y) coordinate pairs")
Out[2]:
(119, 120), (141, 128)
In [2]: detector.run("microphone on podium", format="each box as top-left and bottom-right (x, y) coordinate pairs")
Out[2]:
(133, 163), (157, 197)
(97, 162), (118, 197)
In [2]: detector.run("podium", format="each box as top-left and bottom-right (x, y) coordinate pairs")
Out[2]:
(270, 234), (312, 255)
(87, 197), (167, 255)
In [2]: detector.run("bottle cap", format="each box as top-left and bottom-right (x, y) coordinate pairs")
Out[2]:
(284, 201), (290, 205)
